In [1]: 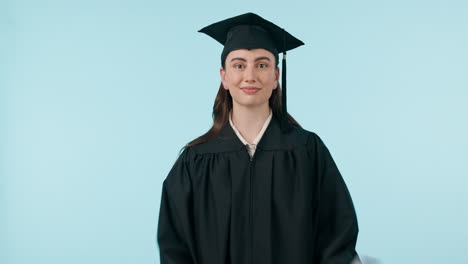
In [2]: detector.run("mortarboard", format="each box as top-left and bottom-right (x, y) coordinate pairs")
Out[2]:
(198, 12), (304, 129)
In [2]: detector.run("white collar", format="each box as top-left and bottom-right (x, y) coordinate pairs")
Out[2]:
(229, 109), (273, 145)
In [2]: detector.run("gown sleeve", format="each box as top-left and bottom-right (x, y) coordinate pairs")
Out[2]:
(157, 148), (197, 264)
(310, 133), (360, 264)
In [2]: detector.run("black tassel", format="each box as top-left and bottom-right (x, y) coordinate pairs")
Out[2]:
(280, 28), (290, 133)
(282, 52), (287, 114)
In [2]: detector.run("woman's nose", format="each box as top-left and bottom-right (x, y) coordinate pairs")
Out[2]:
(243, 66), (256, 83)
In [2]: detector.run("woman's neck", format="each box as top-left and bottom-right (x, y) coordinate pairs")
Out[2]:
(231, 103), (271, 144)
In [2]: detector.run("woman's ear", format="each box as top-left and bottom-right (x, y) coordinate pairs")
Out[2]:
(275, 67), (280, 82)
(220, 67), (228, 90)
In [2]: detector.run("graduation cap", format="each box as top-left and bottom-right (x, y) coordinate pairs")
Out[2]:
(198, 12), (304, 128)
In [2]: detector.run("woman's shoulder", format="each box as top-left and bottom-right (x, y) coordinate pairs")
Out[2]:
(289, 125), (331, 154)
(288, 124), (323, 146)
(164, 146), (195, 184)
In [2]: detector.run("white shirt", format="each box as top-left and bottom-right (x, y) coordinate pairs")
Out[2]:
(229, 109), (273, 160)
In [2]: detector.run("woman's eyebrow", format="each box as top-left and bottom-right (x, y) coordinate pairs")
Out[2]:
(254, 56), (271, 62)
(230, 57), (247, 62)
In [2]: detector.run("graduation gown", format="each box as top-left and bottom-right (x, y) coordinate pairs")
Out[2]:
(157, 114), (359, 264)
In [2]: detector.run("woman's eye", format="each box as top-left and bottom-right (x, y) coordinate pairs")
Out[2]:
(258, 63), (267, 68)
(234, 64), (244, 69)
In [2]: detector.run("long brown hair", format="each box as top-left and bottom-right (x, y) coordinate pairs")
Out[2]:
(180, 80), (302, 154)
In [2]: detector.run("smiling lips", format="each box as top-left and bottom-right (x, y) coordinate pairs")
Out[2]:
(241, 87), (260, 94)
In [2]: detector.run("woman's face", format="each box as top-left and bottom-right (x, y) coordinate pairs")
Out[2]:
(220, 48), (279, 109)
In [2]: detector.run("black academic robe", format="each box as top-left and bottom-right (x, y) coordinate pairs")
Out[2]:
(157, 114), (359, 264)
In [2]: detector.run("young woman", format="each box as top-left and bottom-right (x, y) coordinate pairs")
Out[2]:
(157, 12), (361, 264)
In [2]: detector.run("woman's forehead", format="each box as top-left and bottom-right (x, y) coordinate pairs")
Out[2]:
(226, 48), (275, 60)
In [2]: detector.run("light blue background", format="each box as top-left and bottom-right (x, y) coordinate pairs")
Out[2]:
(1, 0), (467, 263)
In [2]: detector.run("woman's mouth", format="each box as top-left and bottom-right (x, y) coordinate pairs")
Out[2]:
(241, 87), (260, 94)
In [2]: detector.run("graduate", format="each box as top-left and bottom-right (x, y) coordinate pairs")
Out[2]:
(157, 12), (361, 264)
